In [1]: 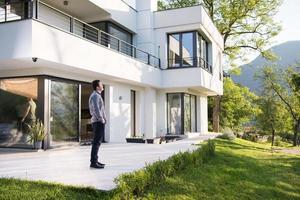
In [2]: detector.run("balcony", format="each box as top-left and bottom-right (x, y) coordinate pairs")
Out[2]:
(0, 0), (160, 68)
(168, 57), (213, 73)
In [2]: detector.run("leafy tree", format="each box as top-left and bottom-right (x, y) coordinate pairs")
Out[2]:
(220, 77), (258, 133)
(158, 0), (282, 132)
(256, 93), (292, 146)
(259, 66), (300, 146)
(158, 0), (281, 65)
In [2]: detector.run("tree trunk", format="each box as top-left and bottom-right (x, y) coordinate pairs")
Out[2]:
(213, 96), (221, 132)
(271, 129), (275, 147)
(293, 119), (300, 146)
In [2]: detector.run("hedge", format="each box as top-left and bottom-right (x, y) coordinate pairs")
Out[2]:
(114, 139), (215, 199)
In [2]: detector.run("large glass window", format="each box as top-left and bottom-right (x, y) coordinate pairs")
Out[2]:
(168, 32), (196, 68)
(0, 0), (31, 22)
(167, 93), (197, 134)
(0, 78), (38, 148)
(184, 94), (191, 132)
(167, 93), (182, 134)
(182, 33), (195, 67)
(50, 80), (79, 145)
(168, 31), (210, 71)
(168, 33), (181, 67)
(191, 95), (196, 132)
(197, 33), (210, 71)
(91, 21), (133, 56)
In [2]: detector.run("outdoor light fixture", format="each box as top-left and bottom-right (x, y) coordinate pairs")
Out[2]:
(63, 1), (68, 6)
(32, 57), (38, 63)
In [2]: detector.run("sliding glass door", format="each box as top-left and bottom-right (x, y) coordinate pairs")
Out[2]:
(167, 93), (197, 135)
(167, 93), (182, 134)
(50, 80), (79, 144)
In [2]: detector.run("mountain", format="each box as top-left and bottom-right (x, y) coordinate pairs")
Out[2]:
(231, 41), (300, 93)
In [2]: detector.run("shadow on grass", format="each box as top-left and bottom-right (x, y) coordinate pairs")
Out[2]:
(142, 139), (300, 200)
(0, 178), (114, 200)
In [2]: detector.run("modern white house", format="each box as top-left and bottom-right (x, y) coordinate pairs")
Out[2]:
(0, 0), (223, 149)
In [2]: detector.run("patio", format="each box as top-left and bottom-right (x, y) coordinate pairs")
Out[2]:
(0, 133), (218, 190)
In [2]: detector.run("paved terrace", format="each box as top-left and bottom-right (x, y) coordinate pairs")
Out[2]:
(0, 133), (218, 190)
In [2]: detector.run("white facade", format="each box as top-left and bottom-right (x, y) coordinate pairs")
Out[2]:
(0, 0), (223, 147)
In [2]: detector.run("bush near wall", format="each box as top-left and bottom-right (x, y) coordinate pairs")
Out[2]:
(114, 140), (215, 199)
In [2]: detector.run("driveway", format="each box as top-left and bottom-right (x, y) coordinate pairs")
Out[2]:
(0, 133), (218, 190)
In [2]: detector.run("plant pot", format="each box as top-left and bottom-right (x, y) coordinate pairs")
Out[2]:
(146, 138), (161, 144)
(34, 141), (42, 149)
(126, 138), (146, 143)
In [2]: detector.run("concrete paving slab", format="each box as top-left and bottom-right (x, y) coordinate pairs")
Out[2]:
(0, 133), (218, 190)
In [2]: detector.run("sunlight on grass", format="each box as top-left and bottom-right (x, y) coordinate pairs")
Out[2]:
(143, 138), (300, 200)
(1, 138), (299, 200)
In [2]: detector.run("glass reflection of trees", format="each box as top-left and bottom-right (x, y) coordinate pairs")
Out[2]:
(50, 81), (78, 142)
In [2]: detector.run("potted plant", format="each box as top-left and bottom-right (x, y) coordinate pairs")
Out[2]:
(146, 137), (161, 144)
(126, 134), (146, 143)
(27, 119), (46, 150)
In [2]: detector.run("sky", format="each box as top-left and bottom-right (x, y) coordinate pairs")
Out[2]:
(243, 0), (300, 64)
(273, 0), (300, 45)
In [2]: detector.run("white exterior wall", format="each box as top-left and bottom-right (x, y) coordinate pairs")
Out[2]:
(156, 90), (167, 137)
(122, 0), (136, 10)
(106, 83), (131, 142)
(0, 3), (224, 143)
(136, 0), (157, 56)
(0, 20), (161, 87)
(144, 87), (157, 139)
(153, 5), (223, 95)
(197, 96), (208, 133)
(89, 0), (137, 32)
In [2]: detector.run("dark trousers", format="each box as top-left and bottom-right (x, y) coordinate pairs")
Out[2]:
(90, 122), (105, 164)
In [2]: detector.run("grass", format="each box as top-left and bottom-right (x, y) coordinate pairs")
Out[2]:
(0, 179), (113, 200)
(142, 138), (300, 200)
(1, 138), (300, 200)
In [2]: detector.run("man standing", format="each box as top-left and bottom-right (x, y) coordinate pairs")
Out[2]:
(89, 80), (106, 169)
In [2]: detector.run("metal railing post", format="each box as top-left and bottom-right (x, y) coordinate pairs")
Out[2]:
(35, 0), (39, 19)
(133, 47), (136, 58)
(158, 58), (161, 69)
(97, 30), (100, 44)
(70, 17), (74, 33)
(4, 2), (7, 22)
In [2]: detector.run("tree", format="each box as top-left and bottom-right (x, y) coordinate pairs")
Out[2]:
(158, 0), (281, 65)
(256, 93), (292, 146)
(158, 0), (282, 132)
(220, 77), (258, 133)
(259, 66), (300, 146)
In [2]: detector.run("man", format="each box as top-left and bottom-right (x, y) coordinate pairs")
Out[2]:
(89, 80), (106, 169)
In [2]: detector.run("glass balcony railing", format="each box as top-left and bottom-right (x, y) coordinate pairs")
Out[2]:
(0, 0), (161, 69)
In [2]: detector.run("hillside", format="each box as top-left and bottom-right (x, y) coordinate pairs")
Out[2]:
(232, 41), (300, 92)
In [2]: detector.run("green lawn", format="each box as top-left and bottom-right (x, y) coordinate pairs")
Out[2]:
(142, 138), (300, 199)
(1, 138), (300, 200)
(0, 179), (113, 200)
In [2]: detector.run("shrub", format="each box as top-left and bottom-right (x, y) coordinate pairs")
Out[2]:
(242, 133), (258, 142)
(217, 132), (236, 140)
(114, 140), (215, 199)
(274, 136), (282, 146)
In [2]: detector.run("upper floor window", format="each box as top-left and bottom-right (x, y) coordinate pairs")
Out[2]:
(168, 31), (211, 72)
(91, 21), (133, 56)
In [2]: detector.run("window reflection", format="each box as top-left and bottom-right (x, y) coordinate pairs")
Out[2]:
(182, 33), (194, 67)
(0, 78), (38, 148)
(168, 93), (182, 134)
(168, 31), (210, 70)
(168, 34), (181, 67)
(50, 81), (78, 145)
(167, 93), (197, 134)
